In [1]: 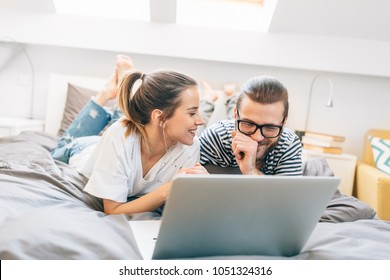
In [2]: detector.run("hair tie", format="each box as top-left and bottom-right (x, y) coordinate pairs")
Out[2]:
(140, 73), (145, 81)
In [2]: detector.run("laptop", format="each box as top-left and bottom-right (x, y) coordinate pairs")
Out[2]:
(203, 163), (241, 174)
(129, 174), (339, 259)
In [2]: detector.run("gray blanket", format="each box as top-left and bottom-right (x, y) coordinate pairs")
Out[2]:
(303, 157), (377, 222)
(0, 132), (389, 259)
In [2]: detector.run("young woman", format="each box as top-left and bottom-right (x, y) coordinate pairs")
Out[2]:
(52, 56), (207, 215)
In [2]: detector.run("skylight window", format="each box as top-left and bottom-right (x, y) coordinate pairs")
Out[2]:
(176, 0), (278, 32)
(53, 0), (150, 22)
(53, 0), (278, 32)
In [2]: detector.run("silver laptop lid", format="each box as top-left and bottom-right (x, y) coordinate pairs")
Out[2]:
(153, 174), (339, 259)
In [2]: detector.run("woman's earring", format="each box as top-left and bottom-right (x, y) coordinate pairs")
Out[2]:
(163, 122), (166, 129)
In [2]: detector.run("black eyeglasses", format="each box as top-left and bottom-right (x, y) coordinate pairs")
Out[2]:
(236, 111), (285, 138)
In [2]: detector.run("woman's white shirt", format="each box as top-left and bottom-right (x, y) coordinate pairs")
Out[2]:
(79, 120), (200, 202)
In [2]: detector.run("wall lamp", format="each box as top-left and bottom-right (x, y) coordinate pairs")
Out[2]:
(0, 37), (35, 119)
(303, 74), (334, 132)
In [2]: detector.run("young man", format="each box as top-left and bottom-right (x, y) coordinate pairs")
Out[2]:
(199, 76), (302, 176)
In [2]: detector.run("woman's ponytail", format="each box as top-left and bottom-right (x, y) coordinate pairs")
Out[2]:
(117, 71), (147, 138)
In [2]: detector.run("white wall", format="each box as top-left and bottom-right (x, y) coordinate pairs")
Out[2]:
(0, 44), (389, 159)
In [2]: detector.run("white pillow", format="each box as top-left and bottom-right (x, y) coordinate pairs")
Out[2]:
(45, 74), (106, 136)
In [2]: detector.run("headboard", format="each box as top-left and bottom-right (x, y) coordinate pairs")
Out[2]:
(45, 74), (106, 136)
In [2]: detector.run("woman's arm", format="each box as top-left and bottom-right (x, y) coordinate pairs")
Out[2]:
(102, 163), (208, 215)
(103, 182), (171, 215)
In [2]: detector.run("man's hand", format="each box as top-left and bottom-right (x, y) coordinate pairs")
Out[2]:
(232, 130), (262, 175)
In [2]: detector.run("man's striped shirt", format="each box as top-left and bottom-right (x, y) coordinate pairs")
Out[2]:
(199, 120), (303, 176)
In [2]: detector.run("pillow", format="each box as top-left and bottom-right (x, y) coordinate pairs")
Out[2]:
(369, 136), (390, 175)
(58, 83), (98, 136)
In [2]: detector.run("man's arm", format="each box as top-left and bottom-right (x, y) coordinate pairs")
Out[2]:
(199, 122), (235, 167)
(274, 135), (303, 176)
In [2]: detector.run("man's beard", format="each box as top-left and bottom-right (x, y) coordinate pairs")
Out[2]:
(255, 137), (280, 170)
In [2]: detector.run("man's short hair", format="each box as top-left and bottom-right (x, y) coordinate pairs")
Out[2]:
(236, 76), (289, 119)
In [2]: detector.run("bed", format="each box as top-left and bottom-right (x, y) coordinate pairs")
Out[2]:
(1, 74), (390, 260)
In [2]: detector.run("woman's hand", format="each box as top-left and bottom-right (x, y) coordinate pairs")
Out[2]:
(178, 163), (209, 175)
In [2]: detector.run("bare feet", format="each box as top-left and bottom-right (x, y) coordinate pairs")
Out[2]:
(201, 80), (219, 103)
(95, 55), (133, 106)
(116, 54), (133, 81)
(222, 83), (236, 97)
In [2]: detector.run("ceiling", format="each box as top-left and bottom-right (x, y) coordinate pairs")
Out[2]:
(2, 0), (389, 42)
(270, 0), (390, 42)
(1, 0), (390, 77)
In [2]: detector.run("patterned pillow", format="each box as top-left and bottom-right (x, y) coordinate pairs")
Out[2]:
(369, 136), (390, 175)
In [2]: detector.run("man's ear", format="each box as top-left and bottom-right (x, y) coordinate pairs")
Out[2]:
(151, 109), (164, 127)
(283, 116), (288, 126)
(233, 107), (238, 120)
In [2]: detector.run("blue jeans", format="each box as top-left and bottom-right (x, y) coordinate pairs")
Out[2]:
(51, 100), (121, 163)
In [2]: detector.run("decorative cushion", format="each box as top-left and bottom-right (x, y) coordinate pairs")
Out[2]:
(58, 83), (98, 136)
(369, 136), (390, 175)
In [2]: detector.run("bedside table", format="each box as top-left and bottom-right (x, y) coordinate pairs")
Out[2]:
(0, 117), (45, 137)
(302, 150), (357, 196)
